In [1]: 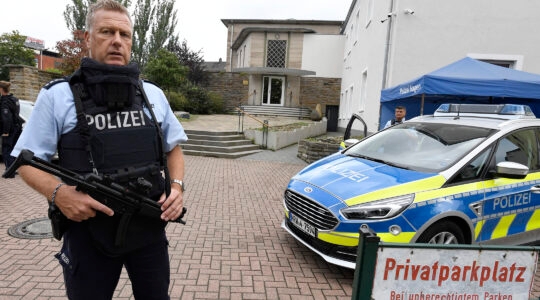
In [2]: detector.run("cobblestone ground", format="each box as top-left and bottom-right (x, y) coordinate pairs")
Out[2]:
(2, 110), (540, 299)
(0, 156), (355, 299)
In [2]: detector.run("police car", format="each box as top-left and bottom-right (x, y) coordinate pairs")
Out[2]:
(282, 103), (540, 269)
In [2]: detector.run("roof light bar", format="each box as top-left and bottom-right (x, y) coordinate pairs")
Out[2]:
(434, 103), (536, 119)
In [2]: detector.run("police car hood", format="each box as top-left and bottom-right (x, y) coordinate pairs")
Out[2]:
(291, 153), (437, 202)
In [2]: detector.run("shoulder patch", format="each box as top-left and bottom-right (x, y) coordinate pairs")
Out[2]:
(43, 77), (68, 90)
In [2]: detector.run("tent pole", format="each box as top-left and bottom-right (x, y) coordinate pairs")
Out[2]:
(421, 94), (425, 115)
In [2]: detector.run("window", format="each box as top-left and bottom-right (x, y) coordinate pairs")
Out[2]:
(467, 54), (524, 70)
(359, 69), (367, 112)
(266, 40), (287, 68)
(481, 60), (514, 68)
(237, 49), (242, 68)
(493, 129), (540, 170)
(243, 45), (247, 67)
(451, 149), (492, 184)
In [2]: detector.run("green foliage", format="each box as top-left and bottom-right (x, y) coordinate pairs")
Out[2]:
(132, 0), (154, 68)
(148, 0), (177, 67)
(64, 0), (131, 31)
(178, 85), (225, 114)
(144, 49), (187, 92)
(167, 91), (189, 111)
(167, 39), (208, 85)
(64, 0), (93, 31)
(55, 31), (87, 75)
(63, 0), (177, 71)
(207, 91), (225, 114)
(0, 31), (36, 80)
(45, 68), (64, 75)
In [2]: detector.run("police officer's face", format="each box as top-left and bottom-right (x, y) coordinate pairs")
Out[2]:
(395, 109), (406, 121)
(85, 9), (132, 66)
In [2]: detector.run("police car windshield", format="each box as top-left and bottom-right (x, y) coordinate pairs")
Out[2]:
(345, 122), (493, 172)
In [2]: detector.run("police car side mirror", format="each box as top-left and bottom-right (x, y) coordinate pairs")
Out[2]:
(343, 138), (360, 148)
(494, 161), (529, 179)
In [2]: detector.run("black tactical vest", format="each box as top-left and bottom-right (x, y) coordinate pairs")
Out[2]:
(58, 58), (167, 255)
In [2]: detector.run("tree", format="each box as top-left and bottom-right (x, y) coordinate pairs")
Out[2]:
(144, 49), (187, 95)
(147, 0), (178, 65)
(0, 31), (36, 80)
(167, 40), (208, 86)
(64, 0), (178, 71)
(64, 0), (94, 32)
(56, 30), (88, 75)
(131, 0), (154, 68)
(64, 0), (132, 31)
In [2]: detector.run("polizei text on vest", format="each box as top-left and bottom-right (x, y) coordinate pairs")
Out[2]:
(86, 111), (146, 130)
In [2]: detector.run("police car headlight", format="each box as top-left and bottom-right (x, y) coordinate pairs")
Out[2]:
(340, 194), (414, 220)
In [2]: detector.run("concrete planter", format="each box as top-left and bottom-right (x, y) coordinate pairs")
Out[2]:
(244, 119), (327, 150)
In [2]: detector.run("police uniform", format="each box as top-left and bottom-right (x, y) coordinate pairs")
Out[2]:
(1, 93), (22, 169)
(12, 59), (188, 299)
(383, 118), (405, 129)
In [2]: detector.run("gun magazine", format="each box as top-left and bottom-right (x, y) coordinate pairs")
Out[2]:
(48, 203), (69, 241)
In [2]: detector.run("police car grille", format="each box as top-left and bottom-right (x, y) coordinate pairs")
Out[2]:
(285, 190), (338, 230)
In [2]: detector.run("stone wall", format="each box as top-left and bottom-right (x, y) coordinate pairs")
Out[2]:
(205, 71), (341, 114)
(206, 72), (250, 110)
(297, 139), (340, 164)
(7, 65), (61, 101)
(299, 77), (341, 114)
(7, 65), (341, 117)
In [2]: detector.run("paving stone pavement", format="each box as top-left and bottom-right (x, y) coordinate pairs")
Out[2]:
(1, 114), (539, 299)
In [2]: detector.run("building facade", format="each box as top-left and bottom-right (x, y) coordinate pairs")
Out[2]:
(220, 19), (344, 123)
(340, 0), (540, 133)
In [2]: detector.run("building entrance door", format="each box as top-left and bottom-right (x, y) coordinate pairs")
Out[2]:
(326, 105), (339, 132)
(262, 76), (284, 105)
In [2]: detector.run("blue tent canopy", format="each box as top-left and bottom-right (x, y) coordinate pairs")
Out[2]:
(379, 57), (540, 129)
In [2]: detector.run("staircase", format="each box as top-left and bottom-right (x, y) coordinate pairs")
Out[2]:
(239, 106), (311, 118)
(181, 130), (262, 159)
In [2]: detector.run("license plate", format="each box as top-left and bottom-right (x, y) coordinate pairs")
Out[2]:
(290, 213), (317, 237)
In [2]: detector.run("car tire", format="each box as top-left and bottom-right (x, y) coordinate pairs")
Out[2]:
(417, 221), (466, 244)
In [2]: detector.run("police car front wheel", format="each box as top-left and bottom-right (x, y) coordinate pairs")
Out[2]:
(417, 221), (466, 244)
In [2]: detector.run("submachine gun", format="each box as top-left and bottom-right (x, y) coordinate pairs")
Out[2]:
(2, 149), (187, 241)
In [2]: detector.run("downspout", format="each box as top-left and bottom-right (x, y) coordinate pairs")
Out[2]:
(229, 24), (234, 72)
(381, 0), (395, 89)
(378, 0), (396, 129)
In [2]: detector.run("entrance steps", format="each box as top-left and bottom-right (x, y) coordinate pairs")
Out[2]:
(181, 130), (262, 159)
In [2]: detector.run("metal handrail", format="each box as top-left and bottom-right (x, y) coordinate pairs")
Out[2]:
(235, 106), (269, 149)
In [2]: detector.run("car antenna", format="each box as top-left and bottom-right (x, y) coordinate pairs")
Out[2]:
(454, 104), (461, 120)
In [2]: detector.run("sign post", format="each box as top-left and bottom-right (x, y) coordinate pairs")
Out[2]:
(351, 227), (380, 300)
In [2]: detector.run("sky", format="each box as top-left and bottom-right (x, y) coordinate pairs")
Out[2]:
(2, 0), (352, 62)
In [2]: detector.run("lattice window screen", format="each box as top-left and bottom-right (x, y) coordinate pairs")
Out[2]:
(266, 40), (286, 68)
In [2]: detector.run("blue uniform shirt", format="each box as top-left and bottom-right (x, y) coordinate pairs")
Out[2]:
(12, 80), (188, 161)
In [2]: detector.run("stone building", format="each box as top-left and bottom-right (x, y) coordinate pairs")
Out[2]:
(214, 19), (344, 130)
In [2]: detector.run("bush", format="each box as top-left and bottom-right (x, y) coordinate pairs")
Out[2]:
(167, 91), (189, 111)
(167, 83), (224, 114)
(207, 91), (225, 114)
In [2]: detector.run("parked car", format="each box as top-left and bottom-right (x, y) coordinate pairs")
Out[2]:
(282, 103), (540, 269)
(19, 99), (34, 123)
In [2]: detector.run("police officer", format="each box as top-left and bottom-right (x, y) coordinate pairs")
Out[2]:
(0, 80), (23, 172)
(384, 105), (407, 129)
(12, 1), (188, 299)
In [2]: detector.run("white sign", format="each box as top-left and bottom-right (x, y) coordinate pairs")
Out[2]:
(371, 247), (537, 300)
